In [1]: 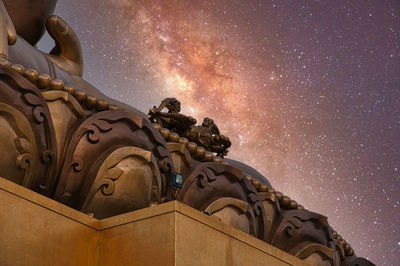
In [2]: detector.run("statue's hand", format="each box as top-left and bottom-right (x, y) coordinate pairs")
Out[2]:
(45, 15), (84, 77)
(0, 1), (17, 59)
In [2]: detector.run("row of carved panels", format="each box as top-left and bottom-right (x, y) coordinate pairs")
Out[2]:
(0, 64), (172, 210)
(0, 65), (372, 266)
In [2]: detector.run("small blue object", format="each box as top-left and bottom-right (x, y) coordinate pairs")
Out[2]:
(171, 172), (183, 189)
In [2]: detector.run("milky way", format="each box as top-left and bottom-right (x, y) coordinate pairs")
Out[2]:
(38, 1), (400, 264)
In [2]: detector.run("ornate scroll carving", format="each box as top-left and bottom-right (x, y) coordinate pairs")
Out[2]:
(270, 209), (335, 264)
(0, 103), (35, 186)
(80, 146), (162, 219)
(53, 109), (173, 209)
(258, 191), (280, 242)
(0, 65), (57, 194)
(177, 162), (268, 241)
(167, 142), (192, 176)
(205, 197), (251, 234)
(42, 90), (84, 168)
(295, 243), (334, 266)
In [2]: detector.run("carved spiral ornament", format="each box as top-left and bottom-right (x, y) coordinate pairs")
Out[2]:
(0, 65), (57, 194)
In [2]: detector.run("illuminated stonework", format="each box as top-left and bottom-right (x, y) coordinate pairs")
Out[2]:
(0, 1), (375, 266)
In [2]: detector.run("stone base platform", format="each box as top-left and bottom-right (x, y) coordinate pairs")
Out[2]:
(0, 177), (307, 266)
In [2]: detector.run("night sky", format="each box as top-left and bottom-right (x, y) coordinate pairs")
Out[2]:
(37, 1), (399, 264)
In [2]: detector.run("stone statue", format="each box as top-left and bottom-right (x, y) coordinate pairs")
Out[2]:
(0, 1), (374, 265)
(149, 97), (197, 135)
(149, 98), (231, 157)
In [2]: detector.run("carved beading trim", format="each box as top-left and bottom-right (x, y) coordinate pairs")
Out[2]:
(153, 124), (223, 163)
(0, 59), (119, 113)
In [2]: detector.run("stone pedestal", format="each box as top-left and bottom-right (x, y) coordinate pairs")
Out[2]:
(0, 177), (307, 266)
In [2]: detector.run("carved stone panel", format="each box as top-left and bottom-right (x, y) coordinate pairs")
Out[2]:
(258, 191), (280, 242)
(204, 197), (251, 234)
(42, 90), (84, 169)
(80, 146), (162, 219)
(53, 110), (173, 208)
(270, 209), (335, 264)
(295, 243), (334, 266)
(0, 65), (57, 195)
(167, 142), (192, 176)
(0, 103), (35, 186)
(177, 162), (268, 241)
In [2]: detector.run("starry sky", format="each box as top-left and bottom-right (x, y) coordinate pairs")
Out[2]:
(37, 1), (399, 264)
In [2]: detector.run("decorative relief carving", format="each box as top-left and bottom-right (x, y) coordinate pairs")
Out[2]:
(177, 162), (268, 241)
(15, 137), (33, 185)
(204, 197), (251, 234)
(295, 243), (334, 266)
(270, 209), (335, 264)
(42, 90), (84, 169)
(0, 65), (57, 194)
(258, 191), (280, 242)
(0, 103), (35, 186)
(53, 110), (173, 208)
(80, 146), (162, 219)
(167, 142), (192, 176)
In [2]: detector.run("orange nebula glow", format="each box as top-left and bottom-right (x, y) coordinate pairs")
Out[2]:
(123, 2), (287, 172)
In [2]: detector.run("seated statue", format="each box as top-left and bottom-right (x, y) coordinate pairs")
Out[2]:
(149, 97), (197, 135)
(0, 1), (374, 265)
(149, 98), (231, 157)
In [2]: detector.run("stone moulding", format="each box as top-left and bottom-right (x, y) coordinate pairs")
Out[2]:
(0, 177), (308, 266)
